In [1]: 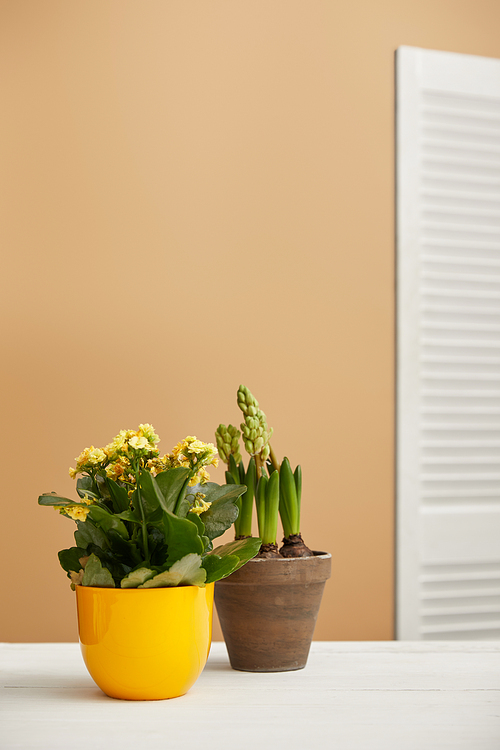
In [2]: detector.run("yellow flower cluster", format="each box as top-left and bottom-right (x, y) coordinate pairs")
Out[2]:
(68, 428), (218, 491)
(169, 436), (219, 486)
(69, 446), (107, 479)
(105, 424), (160, 461)
(69, 425), (160, 482)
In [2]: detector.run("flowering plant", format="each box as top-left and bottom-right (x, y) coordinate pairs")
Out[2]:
(38, 425), (261, 588)
(216, 386), (312, 558)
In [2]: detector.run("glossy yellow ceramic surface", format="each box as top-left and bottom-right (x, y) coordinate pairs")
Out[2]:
(76, 583), (214, 700)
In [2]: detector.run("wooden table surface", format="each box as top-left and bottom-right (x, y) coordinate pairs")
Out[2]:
(2, 641), (500, 750)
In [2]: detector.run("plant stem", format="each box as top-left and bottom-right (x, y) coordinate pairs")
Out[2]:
(133, 462), (150, 566)
(269, 445), (280, 472)
(173, 477), (190, 515)
(255, 452), (263, 479)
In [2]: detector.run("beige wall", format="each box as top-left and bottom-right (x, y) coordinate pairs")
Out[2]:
(2, 0), (500, 643)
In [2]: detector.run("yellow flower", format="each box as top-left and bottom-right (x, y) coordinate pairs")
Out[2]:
(138, 424), (160, 444)
(61, 505), (90, 522)
(128, 435), (149, 451)
(188, 440), (209, 455)
(146, 455), (171, 476)
(88, 447), (106, 464)
(71, 445), (107, 476)
(189, 466), (211, 486)
(190, 492), (212, 515)
(104, 431), (128, 461)
(105, 456), (131, 481)
(171, 437), (218, 469)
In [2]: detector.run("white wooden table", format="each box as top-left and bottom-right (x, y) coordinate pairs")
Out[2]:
(2, 641), (500, 750)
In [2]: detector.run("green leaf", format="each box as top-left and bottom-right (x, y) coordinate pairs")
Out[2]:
(195, 482), (248, 506)
(121, 567), (155, 588)
(175, 492), (191, 518)
(187, 512), (211, 552)
(96, 475), (112, 501)
(38, 492), (82, 507)
(115, 509), (141, 524)
(228, 454), (240, 484)
(82, 553), (115, 587)
(138, 471), (164, 516)
(58, 547), (88, 577)
(139, 554), (206, 588)
(85, 544), (131, 583)
(162, 509), (204, 566)
(202, 553), (240, 584)
(154, 467), (191, 512)
(211, 537), (262, 570)
(107, 530), (142, 567)
(106, 479), (130, 513)
(187, 512), (205, 536)
(76, 476), (99, 500)
(195, 482), (247, 540)
(74, 519), (109, 550)
(148, 527), (169, 566)
(88, 505), (129, 540)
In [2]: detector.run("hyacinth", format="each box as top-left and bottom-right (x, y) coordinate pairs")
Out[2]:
(215, 424), (242, 465)
(237, 385), (273, 463)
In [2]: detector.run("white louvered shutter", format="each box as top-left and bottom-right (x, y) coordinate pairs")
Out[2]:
(397, 46), (500, 640)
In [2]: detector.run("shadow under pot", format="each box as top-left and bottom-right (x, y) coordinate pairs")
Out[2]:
(214, 551), (331, 672)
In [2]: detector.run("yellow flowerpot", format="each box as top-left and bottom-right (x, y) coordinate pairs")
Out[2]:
(76, 583), (214, 700)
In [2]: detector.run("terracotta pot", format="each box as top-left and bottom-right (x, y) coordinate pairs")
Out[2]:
(215, 551), (331, 672)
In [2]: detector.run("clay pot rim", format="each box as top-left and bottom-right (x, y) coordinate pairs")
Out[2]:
(216, 550), (331, 586)
(247, 550), (330, 563)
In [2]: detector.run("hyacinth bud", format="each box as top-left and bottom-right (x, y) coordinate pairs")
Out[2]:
(214, 423), (241, 465)
(237, 385), (272, 466)
(254, 436), (264, 453)
(237, 384), (259, 415)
